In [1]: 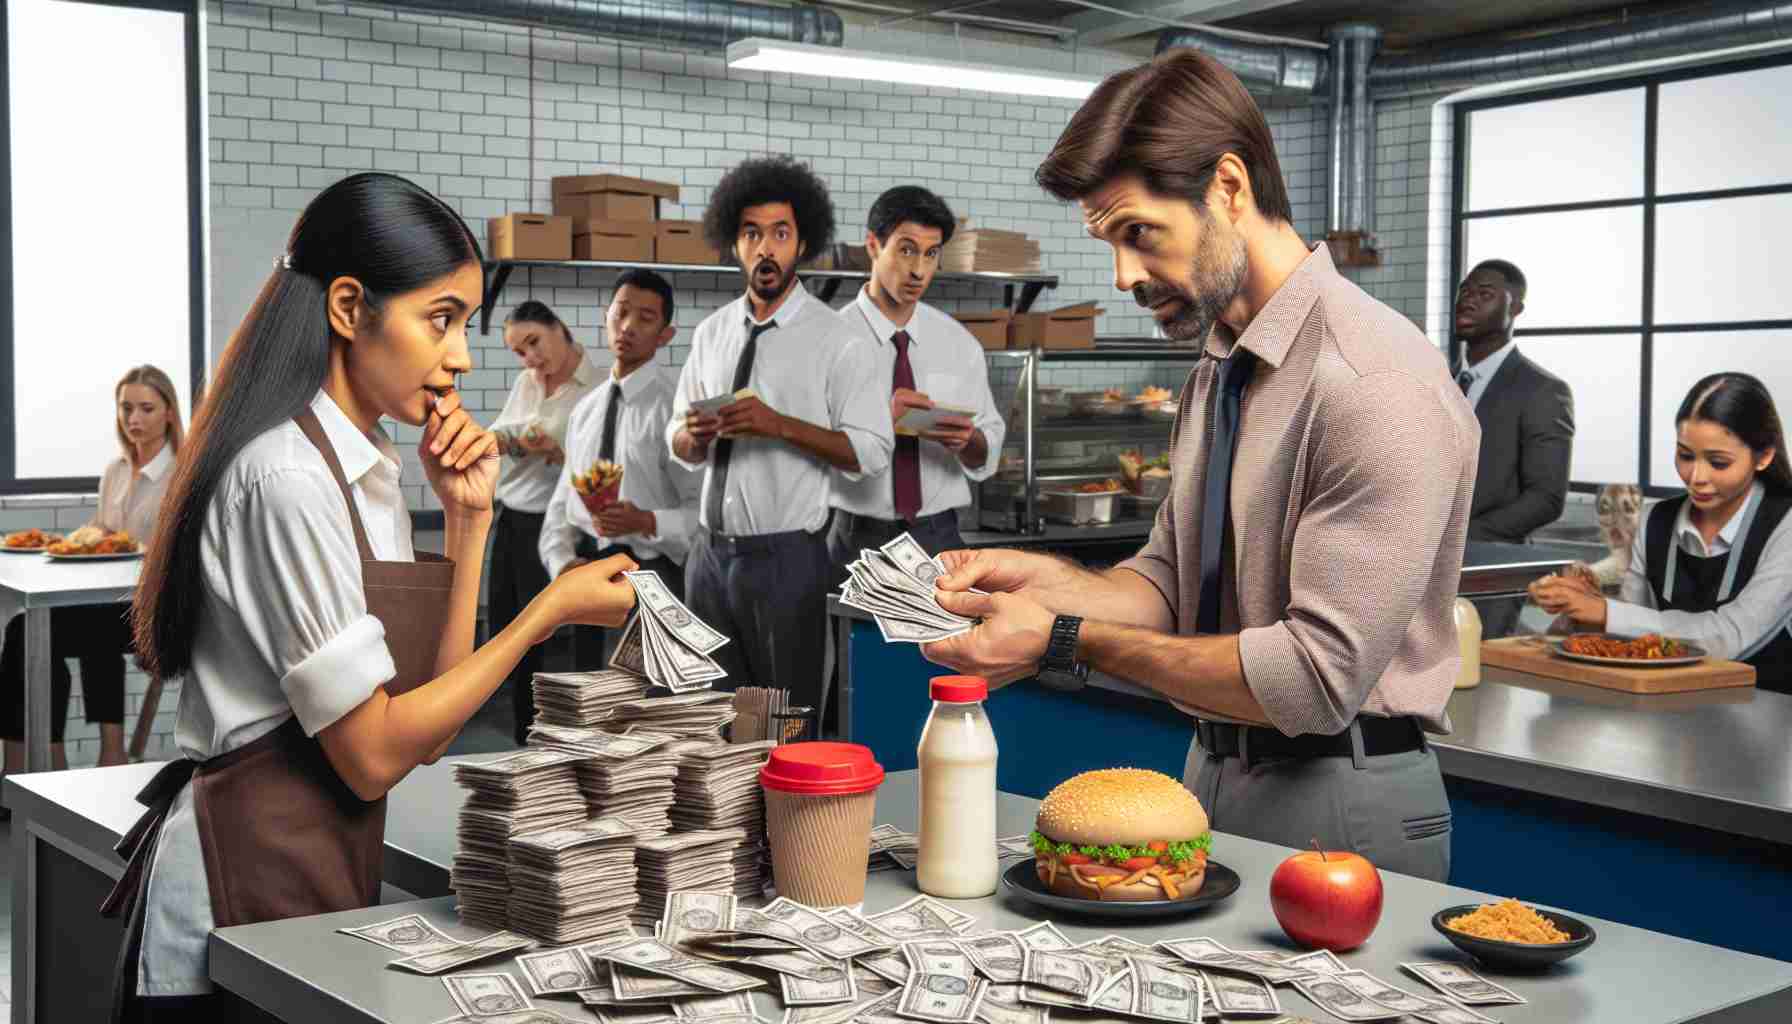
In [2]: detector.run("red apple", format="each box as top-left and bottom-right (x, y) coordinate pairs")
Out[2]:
(1269, 846), (1384, 951)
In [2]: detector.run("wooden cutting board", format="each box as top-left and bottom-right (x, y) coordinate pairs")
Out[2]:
(1480, 637), (1756, 693)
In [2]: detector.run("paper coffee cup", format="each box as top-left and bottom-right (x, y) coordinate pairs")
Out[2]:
(760, 742), (885, 907)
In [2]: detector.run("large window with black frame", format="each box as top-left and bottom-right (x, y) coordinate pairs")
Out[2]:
(0, 0), (205, 495)
(1453, 54), (1792, 494)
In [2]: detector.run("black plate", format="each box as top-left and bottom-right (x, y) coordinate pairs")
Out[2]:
(1432, 904), (1596, 971)
(1000, 858), (1240, 920)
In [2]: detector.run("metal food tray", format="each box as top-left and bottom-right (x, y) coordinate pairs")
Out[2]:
(1040, 488), (1123, 524)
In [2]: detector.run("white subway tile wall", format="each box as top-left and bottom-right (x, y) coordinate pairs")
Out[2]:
(23, 0), (1462, 766)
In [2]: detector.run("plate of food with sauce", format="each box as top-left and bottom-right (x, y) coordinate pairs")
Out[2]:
(2, 528), (62, 553)
(1549, 632), (1706, 667)
(45, 527), (142, 561)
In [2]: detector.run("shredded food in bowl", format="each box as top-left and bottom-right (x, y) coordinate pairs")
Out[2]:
(1446, 899), (1572, 944)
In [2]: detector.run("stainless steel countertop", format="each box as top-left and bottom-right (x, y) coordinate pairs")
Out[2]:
(206, 771), (1792, 1024)
(1077, 667), (1792, 846)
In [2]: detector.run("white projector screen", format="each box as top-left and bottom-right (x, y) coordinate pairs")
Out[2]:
(8, 0), (195, 482)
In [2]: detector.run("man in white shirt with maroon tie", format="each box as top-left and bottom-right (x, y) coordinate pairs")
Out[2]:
(828, 186), (1005, 574)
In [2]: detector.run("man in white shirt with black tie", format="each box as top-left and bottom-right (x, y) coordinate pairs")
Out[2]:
(667, 156), (892, 712)
(542, 269), (699, 668)
(829, 186), (1005, 574)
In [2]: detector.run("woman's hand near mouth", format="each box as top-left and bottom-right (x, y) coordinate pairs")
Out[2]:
(421, 387), (500, 516)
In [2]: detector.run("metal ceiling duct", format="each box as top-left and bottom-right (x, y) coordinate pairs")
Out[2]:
(1370, 0), (1792, 97)
(1158, 1), (1792, 100)
(1152, 28), (1325, 95)
(1340, 24), (1378, 233)
(370, 0), (844, 51)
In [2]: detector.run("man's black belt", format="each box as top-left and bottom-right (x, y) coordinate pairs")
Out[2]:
(1196, 716), (1425, 761)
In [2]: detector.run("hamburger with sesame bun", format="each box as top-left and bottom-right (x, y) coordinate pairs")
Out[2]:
(1031, 768), (1211, 902)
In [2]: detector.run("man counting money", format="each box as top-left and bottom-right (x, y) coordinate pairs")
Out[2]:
(668, 155), (892, 711)
(827, 185), (1005, 577)
(924, 51), (1478, 882)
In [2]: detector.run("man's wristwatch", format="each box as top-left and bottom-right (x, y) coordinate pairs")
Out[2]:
(1035, 615), (1089, 692)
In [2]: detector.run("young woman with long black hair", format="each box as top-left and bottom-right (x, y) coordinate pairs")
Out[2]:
(1533, 372), (1792, 692)
(105, 173), (638, 1021)
(488, 299), (599, 743)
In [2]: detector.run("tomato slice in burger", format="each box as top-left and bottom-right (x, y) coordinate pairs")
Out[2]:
(1060, 852), (1092, 865)
(1119, 855), (1159, 871)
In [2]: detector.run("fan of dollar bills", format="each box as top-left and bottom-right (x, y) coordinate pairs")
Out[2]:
(611, 569), (732, 692)
(838, 534), (978, 644)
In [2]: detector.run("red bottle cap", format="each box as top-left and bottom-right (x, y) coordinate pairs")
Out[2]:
(759, 741), (886, 796)
(930, 676), (989, 703)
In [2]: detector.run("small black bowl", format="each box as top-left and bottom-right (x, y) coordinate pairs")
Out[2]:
(1431, 904), (1596, 971)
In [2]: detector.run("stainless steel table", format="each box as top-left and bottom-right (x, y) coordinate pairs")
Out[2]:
(0, 554), (141, 771)
(1, 757), (468, 1024)
(1439, 667), (1792, 845)
(207, 771), (1792, 1024)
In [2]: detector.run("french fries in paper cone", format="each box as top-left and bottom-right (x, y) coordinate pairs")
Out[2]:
(572, 460), (624, 515)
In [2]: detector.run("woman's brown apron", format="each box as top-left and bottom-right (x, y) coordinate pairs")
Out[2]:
(102, 409), (455, 1020)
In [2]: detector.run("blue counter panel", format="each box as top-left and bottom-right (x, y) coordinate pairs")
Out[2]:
(847, 621), (1792, 964)
(1446, 776), (1792, 964)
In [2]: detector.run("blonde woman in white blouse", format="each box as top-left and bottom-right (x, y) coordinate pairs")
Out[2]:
(487, 299), (600, 743)
(2, 364), (183, 769)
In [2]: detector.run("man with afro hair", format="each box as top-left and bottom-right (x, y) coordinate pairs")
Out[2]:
(667, 155), (893, 712)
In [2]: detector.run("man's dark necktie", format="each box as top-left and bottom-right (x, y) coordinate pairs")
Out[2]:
(1197, 351), (1256, 635)
(890, 330), (922, 521)
(1457, 370), (1474, 395)
(598, 383), (622, 463)
(703, 318), (775, 531)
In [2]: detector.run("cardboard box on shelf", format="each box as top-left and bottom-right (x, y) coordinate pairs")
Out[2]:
(572, 219), (655, 262)
(655, 220), (721, 265)
(488, 213), (572, 260)
(953, 309), (1013, 351)
(551, 174), (679, 221)
(1007, 302), (1100, 350)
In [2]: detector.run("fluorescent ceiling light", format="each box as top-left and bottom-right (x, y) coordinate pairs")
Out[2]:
(726, 38), (1099, 100)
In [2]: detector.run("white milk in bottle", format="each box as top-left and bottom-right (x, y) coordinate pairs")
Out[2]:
(916, 675), (999, 898)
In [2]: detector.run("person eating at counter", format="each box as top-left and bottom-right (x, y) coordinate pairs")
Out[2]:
(2, 364), (183, 771)
(488, 298), (601, 744)
(923, 50), (1478, 883)
(826, 185), (1004, 573)
(541, 269), (700, 666)
(106, 173), (639, 1020)
(1531, 372), (1792, 693)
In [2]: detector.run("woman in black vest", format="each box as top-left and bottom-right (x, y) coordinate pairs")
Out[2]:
(1532, 372), (1792, 693)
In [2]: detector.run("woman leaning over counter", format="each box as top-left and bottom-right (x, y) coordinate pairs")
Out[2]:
(1533, 372), (1792, 692)
(487, 299), (599, 744)
(2, 364), (183, 770)
(106, 172), (638, 1021)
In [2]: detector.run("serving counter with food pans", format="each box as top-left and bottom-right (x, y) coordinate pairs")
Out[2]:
(197, 772), (1792, 1024)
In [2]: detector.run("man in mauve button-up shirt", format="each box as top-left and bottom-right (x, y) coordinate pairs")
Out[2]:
(925, 50), (1478, 881)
